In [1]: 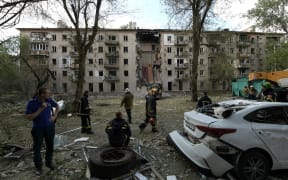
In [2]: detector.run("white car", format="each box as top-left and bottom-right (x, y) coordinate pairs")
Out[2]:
(168, 99), (288, 180)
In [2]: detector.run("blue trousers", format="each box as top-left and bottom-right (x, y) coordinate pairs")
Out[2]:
(31, 125), (55, 169)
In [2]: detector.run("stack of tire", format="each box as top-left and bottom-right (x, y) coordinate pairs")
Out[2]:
(88, 147), (137, 178)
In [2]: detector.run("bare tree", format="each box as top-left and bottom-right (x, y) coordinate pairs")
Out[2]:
(0, 0), (47, 28)
(20, 36), (56, 97)
(162, 0), (215, 101)
(1, 0), (124, 110)
(162, 0), (237, 101)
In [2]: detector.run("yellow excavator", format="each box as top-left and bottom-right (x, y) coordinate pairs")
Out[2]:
(248, 70), (288, 102)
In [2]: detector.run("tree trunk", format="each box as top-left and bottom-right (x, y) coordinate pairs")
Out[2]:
(191, 11), (201, 102)
(73, 52), (86, 111)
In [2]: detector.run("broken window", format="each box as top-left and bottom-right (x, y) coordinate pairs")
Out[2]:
(111, 82), (115, 92)
(98, 34), (103, 41)
(109, 71), (117, 76)
(167, 59), (172, 65)
(62, 58), (67, 64)
(124, 70), (129, 76)
(109, 35), (116, 41)
(88, 59), (93, 64)
(98, 47), (103, 53)
(52, 46), (57, 52)
(167, 36), (171, 42)
(98, 59), (103, 65)
(200, 70), (204, 76)
(52, 59), (57, 65)
(109, 46), (117, 53)
(62, 71), (67, 77)
(124, 59), (128, 65)
(89, 83), (93, 92)
(124, 82), (129, 90)
(167, 47), (172, 53)
(52, 34), (56, 41)
(168, 70), (172, 76)
(251, 48), (255, 54)
(168, 82), (172, 91)
(199, 59), (204, 65)
(88, 71), (93, 76)
(124, 35), (128, 41)
(108, 57), (117, 64)
(62, 34), (67, 40)
(62, 46), (67, 53)
(99, 83), (103, 92)
(99, 71), (103, 76)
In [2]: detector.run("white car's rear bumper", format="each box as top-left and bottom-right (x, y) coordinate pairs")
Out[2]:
(168, 131), (233, 177)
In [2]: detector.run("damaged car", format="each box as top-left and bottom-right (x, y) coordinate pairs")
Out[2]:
(167, 99), (288, 180)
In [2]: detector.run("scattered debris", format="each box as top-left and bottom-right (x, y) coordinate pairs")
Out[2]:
(2, 144), (30, 159)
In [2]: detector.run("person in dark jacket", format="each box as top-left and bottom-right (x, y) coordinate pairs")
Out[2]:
(26, 87), (59, 175)
(197, 92), (212, 108)
(139, 89), (158, 132)
(120, 88), (134, 123)
(80, 91), (93, 134)
(105, 112), (131, 147)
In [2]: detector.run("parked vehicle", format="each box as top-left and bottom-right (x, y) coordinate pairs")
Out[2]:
(167, 99), (288, 180)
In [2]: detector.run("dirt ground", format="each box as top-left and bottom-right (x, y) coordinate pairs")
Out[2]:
(0, 93), (287, 180)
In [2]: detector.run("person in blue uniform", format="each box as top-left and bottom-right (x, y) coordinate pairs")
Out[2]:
(26, 87), (59, 175)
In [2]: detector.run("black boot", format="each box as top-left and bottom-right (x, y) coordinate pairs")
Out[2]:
(139, 123), (147, 132)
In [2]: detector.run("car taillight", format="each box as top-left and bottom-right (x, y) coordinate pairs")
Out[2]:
(196, 125), (236, 137)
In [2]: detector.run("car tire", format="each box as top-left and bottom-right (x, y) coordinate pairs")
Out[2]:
(235, 151), (270, 180)
(88, 146), (137, 178)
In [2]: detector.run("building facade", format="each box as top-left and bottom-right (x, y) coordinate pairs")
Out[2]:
(18, 27), (284, 94)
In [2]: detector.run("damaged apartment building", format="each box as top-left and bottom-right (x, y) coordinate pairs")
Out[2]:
(17, 26), (285, 94)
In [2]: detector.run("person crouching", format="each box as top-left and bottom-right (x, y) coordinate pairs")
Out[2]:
(105, 112), (131, 147)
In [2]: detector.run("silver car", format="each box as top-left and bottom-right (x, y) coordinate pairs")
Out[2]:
(168, 100), (288, 180)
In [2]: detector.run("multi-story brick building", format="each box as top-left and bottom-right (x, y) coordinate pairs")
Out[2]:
(17, 27), (284, 94)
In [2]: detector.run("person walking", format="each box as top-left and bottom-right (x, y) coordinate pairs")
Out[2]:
(197, 92), (212, 108)
(120, 88), (134, 124)
(105, 112), (131, 147)
(80, 90), (93, 134)
(26, 87), (59, 175)
(139, 89), (158, 132)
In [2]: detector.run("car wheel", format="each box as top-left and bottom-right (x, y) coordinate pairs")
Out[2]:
(88, 147), (137, 178)
(235, 151), (270, 180)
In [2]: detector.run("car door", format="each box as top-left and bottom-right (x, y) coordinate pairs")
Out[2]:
(247, 106), (288, 166)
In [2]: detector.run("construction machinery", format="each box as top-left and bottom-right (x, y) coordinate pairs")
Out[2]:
(232, 70), (288, 102)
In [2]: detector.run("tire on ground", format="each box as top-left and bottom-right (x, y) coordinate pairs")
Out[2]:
(88, 146), (137, 178)
(235, 150), (271, 180)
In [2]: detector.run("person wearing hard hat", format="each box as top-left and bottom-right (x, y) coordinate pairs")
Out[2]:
(139, 89), (159, 132)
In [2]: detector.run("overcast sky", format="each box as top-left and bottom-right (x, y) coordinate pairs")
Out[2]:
(1, 0), (258, 39)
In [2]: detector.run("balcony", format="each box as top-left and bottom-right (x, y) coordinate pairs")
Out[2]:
(174, 40), (189, 46)
(105, 51), (119, 57)
(30, 50), (49, 57)
(70, 63), (79, 70)
(236, 40), (251, 47)
(104, 75), (119, 81)
(175, 63), (189, 69)
(237, 53), (250, 58)
(175, 52), (190, 58)
(70, 51), (79, 57)
(104, 63), (119, 69)
(175, 74), (189, 80)
(105, 39), (119, 45)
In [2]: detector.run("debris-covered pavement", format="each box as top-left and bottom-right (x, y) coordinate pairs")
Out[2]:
(0, 94), (288, 180)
